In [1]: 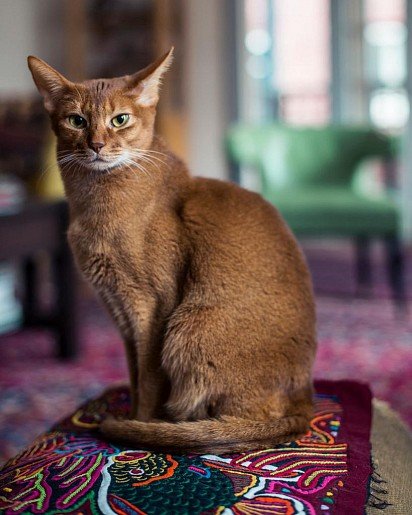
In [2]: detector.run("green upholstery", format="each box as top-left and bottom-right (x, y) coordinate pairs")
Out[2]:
(269, 187), (398, 235)
(226, 124), (400, 237)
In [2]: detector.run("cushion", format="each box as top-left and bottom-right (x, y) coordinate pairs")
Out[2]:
(0, 380), (373, 514)
(265, 187), (399, 235)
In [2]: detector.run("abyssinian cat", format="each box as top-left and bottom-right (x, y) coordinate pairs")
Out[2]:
(28, 49), (317, 454)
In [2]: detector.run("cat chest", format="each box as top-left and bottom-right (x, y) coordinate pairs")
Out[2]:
(68, 220), (179, 294)
(68, 227), (139, 290)
(81, 252), (121, 289)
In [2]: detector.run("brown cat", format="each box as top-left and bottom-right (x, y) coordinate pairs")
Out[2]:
(28, 49), (317, 454)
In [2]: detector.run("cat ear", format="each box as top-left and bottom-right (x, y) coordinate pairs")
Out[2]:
(127, 48), (174, 107)
(28, 56), (72, 112)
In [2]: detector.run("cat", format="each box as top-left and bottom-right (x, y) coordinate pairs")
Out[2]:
(28, 49), (317, 454)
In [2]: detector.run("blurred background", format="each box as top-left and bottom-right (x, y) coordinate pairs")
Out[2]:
(0, 0), (411, 464)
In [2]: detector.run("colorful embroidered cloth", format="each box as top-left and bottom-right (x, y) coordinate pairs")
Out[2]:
(0, 380), (372, 514)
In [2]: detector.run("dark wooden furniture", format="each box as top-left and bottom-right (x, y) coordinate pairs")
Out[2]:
(0, 200), (78, 358)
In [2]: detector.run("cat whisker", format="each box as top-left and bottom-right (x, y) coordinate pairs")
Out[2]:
(137, 154), (167, 167)
(129, 158), (155, 176)
(123, 162), (143, 182)
(63, 159), (81, 178)
(102, 153), (153, 178)
(35, 161), (62, 189)
(57, 150), (89, 165)
(57, 155), (88, 181)
(133, 148), (169, 158)
(57, 157), (80, 169)
(113, 160), (133, 179)
(123, 158), (152, 180)
(125, 160), (149, 178)
(56, 149), (88, 157)
(126, 152), (168, 171)
(57, 156), (76, 165)
(127, 149), (168, 163)
(56, 150), (165, 179)
(130, 156), (162, 172)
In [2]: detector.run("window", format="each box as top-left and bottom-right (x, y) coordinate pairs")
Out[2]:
(363, 0), (408, 132)
(243, 0), (331, 125)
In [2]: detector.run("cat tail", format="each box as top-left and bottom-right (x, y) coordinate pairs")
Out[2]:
(100, 414), (309, 454)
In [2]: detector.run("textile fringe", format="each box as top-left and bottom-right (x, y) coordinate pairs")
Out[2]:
(367, 459), (391, 510)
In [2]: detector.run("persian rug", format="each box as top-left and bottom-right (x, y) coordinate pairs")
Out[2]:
(0, 380), (372, 514)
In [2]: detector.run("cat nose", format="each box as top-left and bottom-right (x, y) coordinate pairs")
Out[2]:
(90, 141), (105, 153)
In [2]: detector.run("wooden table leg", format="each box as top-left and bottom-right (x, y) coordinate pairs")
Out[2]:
(54, 204), (79, 359)
(22, 256), (37, 326)
(355, 236), (372, 296)
(384, 235), (407, 312)
(54, 249), (77, 359)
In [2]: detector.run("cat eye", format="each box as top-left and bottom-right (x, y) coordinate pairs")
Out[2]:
(68, 115), (87, 129)
(111, 114), (130, 128)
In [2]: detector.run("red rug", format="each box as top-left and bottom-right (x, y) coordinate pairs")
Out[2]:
(0, 380), (372, 515)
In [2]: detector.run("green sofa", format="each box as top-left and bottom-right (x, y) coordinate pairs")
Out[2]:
(226, 124), (405, 305)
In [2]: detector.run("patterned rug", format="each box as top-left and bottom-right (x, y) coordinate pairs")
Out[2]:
(0, 380), (372, 515)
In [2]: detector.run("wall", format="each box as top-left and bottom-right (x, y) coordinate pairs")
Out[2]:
(0, 0), (64, 97)
(183, 0), (234, 180)
(331, 0), (367, 123)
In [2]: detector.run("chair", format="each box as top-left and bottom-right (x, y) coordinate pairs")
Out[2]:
(226, 124), (405, 306)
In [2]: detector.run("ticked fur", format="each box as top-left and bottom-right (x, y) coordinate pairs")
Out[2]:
(28, 50), (317, 453)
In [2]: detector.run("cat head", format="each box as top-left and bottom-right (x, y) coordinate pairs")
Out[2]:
(28, 49), (173, 174)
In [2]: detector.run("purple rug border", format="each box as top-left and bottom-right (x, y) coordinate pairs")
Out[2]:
(314, 379), (373, 515)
